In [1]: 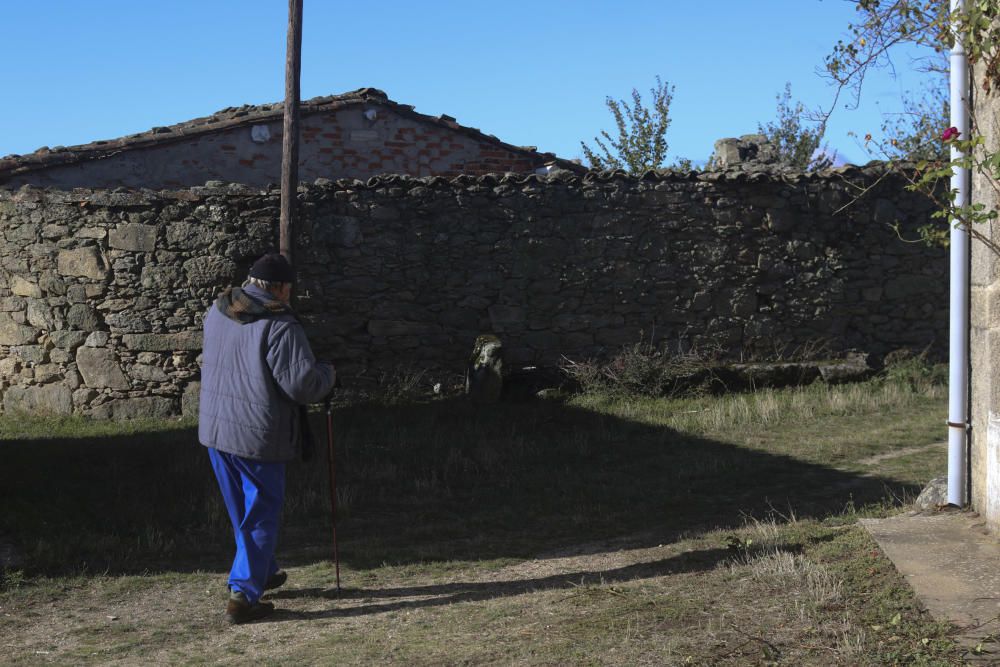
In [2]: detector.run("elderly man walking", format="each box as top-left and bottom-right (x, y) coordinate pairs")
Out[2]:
(199, 252), (335, 624)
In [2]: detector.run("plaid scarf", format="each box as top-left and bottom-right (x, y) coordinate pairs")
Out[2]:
(215, 286), (294, 324)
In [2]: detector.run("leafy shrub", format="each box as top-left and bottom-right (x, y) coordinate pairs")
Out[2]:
(881, 348), (947, 391)
(562, 340), (720, 398)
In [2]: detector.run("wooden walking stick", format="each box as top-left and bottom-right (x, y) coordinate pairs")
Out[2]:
(325, 397), (341, 591)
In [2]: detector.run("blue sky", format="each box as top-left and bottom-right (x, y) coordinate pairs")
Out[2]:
(0, 0), (933, 166)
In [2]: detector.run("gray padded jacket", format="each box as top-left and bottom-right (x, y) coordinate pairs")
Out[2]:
(198, 284), (335, 462)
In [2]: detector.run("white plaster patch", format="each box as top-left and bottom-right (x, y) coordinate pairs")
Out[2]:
(251, 125), (271, 143)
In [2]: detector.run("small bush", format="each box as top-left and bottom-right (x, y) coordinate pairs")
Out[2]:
(0, 569), (25, 592)
(881, 349), (947, 391)
(562, 340), (721, 398)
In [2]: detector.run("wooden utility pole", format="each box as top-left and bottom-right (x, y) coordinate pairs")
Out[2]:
(279, 0), (303, 264)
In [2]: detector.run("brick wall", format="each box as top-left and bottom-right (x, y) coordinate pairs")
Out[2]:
(1, 104), (551, 190)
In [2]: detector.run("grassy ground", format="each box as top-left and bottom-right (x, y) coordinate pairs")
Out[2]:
(0, 371), (970, 664)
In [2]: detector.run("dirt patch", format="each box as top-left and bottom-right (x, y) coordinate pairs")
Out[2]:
(857, 441), (946, 467)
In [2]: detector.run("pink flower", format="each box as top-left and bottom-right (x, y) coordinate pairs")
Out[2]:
(942, 126), (961, 142)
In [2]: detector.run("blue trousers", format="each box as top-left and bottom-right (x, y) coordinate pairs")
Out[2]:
(208, 447), (286, 604)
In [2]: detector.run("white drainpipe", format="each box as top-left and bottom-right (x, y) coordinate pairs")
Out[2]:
(948, 0), (970, 506)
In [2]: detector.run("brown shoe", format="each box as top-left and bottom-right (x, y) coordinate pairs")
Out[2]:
(225, 591), (275, 625)
(265, 570), (287, 590)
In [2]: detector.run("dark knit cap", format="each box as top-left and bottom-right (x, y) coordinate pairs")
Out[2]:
(249, 253), (296, 284)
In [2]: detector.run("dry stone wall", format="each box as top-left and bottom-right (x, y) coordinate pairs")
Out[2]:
(0, 164), (945, 417)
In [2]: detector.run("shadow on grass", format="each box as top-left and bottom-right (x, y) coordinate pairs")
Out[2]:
(0, 396), (920, 578)
(265, 544), (743, 620)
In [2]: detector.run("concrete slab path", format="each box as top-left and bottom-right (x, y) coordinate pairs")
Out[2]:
(863, 510), (1000, 662)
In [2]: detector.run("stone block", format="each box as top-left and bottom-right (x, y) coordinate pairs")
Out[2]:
(129, 363), (169, 383)
(11, 345), (48, 364)
(182, 381), (201, 418)
(335, 217), (363, 247)
(552, 313), (624, 331)
(66, 303), (101, 330)
(76, 347), (129, 390)
(487, 305), (526, 332)
(731, 293), (758, 318)
(712, 138), (741, 167)
(85, 331), (110, 347)
(438, 309), (479, 330)
(97, 298), (131, 312)
(166, 221), (217, 249)
(691, 292), (712, 310)
(41, 224), (68, 239)
(89, 396), (175, 420)
(370, 205), (400, 221)
(105, 311), (151, 333)
(563, 332), (595, 350)
(26, 300), (54, 330)
(65, 285), (87, 303)
(109, 223), (157, 252)
(972, 282), (1000, 332)
(523, 331), (559, 350)
(72, 387), (98, 406)
(595, 328), (638, 348)
(49, 330), (89, 350)
(4, 384), (72, 415)
(63, 369), (82, 390)
(873, 198), (901, 225)
(0, 357), (21, 379)
(10, 276), (41, 298)
(57, 247), (109, 279)
(0, 297), (26, 313)
(33, 364), (61, 384)
(366, 320), (441, 337)
(765, 208), (794, 231)
(38, 274), (66, 296)
(884, 274), (935, 299)
(372, 301), (436, 322)
(121, 332), (203, 351)
(141, 265), (183, 289)
(0, 314), (37, 345)
(183, 255), (235, 287)
(862, 287), (883, 302)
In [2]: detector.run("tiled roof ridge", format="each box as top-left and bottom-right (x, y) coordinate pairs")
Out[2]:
(0, 87), (584, 180)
